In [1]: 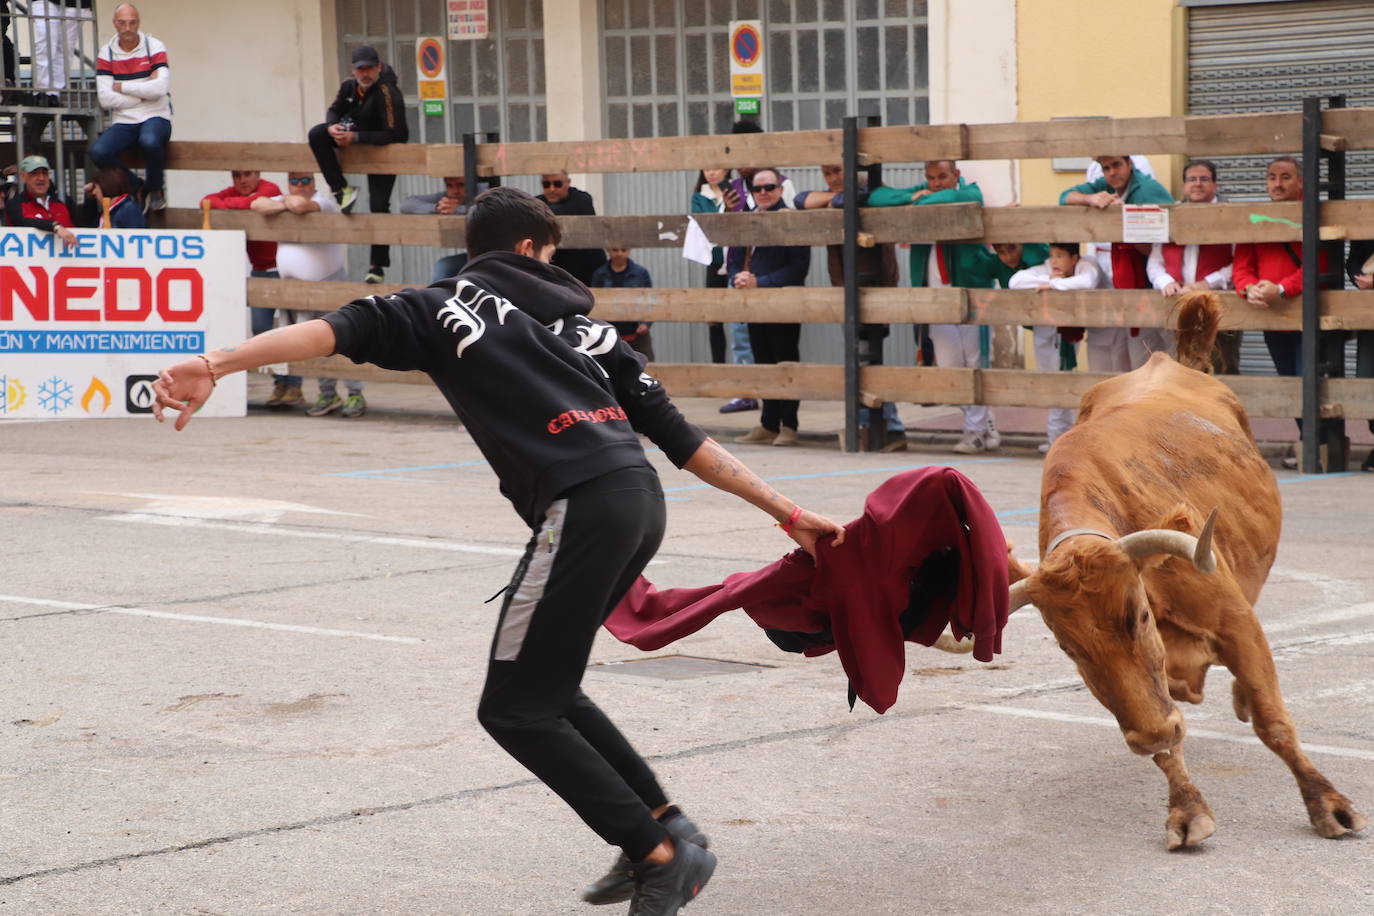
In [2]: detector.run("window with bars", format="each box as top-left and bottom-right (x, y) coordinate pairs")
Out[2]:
(602, 0), (929, 139)
(335, 0), (547, 144)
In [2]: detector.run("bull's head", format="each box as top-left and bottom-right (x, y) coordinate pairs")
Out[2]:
(1009, 511), (1217, 756)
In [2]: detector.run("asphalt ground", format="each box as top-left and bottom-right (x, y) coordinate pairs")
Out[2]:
(3, 376), (1373, 915)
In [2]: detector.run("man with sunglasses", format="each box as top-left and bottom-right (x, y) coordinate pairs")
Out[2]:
(537, 169), (607, 286)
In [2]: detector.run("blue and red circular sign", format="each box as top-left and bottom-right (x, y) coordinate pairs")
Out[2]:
(731, 23), (761, 68)
(418, 37), (444, 79)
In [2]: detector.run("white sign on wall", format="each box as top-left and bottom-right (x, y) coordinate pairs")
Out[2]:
(0, 228), (248, 420)
(448, 0), (489, 40)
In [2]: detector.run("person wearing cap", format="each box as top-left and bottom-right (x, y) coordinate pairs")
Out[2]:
(307, 43), (408, 285)
(90, 4), (172, 212)
(5, 154), (78, 247)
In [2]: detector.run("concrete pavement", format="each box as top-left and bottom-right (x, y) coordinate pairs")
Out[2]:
(2, 378), (1373, 914)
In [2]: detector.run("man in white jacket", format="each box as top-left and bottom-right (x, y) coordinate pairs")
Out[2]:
(90, 4), (171, 212)
(1009, 242), (1106, 451)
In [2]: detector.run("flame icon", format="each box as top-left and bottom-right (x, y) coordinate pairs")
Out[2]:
(81, 377), (112, 413)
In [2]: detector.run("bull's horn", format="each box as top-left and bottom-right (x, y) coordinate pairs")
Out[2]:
(1116, 508), (1218, 574)
(932, 633), (975, 654)
(1008, 578), (1035, 611)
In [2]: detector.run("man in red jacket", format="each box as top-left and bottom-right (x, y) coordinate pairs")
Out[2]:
(5, 155), (78, 248)
(1233, 155), (1331, 465)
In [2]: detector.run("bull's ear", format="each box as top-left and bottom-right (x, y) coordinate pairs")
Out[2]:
(1007, 542), (1034, 584)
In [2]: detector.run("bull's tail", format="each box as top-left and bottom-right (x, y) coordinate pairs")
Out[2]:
(1172, 290), (1222, 373)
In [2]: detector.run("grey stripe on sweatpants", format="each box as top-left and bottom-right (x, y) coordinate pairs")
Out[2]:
(493, 499), (568, 661)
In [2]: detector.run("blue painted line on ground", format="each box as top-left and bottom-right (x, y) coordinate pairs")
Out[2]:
(1278, 471), (1357, 484)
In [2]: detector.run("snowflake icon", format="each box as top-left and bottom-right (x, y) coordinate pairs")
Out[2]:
(38, 376), (74, 414)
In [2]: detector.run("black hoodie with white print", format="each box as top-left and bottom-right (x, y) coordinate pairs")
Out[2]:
(321, 251), (706, 527)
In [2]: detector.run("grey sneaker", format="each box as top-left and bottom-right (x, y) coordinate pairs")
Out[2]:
(582, 810), (709, 906)
(952, 432), (986, 455)
(628, 839), (716, 916)
(341, 393), (367, 418)
(306, 394), (343, 417)
(985, 417), (1001, 451)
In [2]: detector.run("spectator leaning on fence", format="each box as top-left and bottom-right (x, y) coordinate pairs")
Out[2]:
(250, 171), (367, 418)
(1147, 159), (1239, 374)
(1346, 237), (1374, 472)
(1233, 155), (1332, 468)
(308, 43), (408, 285)
(91, 3), (171, 213)
(590, 247), (655, 362)
(797, 163), (908, 452)
(537, 169), (607, 286)
(88, 165), (145, 228)
(203, 169), (281, 279)
(1059, 154), (1174, 371)
(729, 167), (811, 448)
(399, 176), (471, 282)
(869, 159), (1003, 455)
(5, 154), (78, 247)
(1009, 242), (1104, 452)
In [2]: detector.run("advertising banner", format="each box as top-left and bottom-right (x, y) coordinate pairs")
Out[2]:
(0, 228), (248, 420)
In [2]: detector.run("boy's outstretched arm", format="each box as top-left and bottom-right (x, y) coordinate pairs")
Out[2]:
(682, 437), (846, 558)
(152, 319), (338, 430)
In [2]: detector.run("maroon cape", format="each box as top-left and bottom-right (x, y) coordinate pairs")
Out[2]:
(604, 467), (1010, 713)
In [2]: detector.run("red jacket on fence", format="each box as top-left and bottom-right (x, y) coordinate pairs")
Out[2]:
(604, 467), (1010, 714)
(1233, 241), (1330, 300)
(202, 179), (281, 273)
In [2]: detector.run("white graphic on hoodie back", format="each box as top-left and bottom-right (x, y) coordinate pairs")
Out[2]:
(438, 280), (517, 358)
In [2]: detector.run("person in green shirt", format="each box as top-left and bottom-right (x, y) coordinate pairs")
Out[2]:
(1060, 155), (1175, 371)
(869, 160), (1001, 454)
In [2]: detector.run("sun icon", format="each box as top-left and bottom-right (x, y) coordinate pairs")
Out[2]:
(1, 376), (26, 413)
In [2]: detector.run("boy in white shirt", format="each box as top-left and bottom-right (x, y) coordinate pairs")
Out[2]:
(1009, 242), (1105, 451)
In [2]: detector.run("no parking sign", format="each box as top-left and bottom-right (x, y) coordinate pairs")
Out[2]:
(417, 36), (447, 116)
(728, 20), (764, 100)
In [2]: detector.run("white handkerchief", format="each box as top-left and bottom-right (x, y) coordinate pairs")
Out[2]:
(681, 215), (714, 266)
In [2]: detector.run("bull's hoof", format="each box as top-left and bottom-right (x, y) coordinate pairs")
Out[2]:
(1307, 792), (1368, 838)
(1165, 807), (1216, 850)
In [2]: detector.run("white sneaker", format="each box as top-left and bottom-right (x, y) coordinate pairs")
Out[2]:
(985, 418), (1001, 451)
(952, 432), (986, 455)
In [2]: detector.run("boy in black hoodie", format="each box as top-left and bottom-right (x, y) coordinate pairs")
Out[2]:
(151, 186), (846, 916)
(307, 43), (409, 284)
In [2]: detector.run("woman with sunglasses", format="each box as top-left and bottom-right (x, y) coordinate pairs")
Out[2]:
(727, 168), (811, 447)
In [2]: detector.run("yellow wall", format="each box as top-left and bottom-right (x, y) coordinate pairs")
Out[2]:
(1015, 0), (1184, 205)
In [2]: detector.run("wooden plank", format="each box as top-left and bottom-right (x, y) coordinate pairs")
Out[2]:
(288, 355), (431, 385)
(857, 202), (984, 243)
(637, 363), (842, 400)
(1320, 291), (1374, 331)
(473, 130), (844, 176)
(1325, 378), (1374, 420)
(150, 142), (439, 176)
(852, 124), (967, 165)
(248, 278), (409, 312)
(156, 208), (458, 246)
(688, 210), (842, 247)
(964, 289), (1302, 331)
(590, 287), (843, 324)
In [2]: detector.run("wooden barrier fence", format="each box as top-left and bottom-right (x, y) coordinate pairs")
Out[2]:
(144, 106), (1374, 458)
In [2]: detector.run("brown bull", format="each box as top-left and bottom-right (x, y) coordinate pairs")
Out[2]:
(1008, 291), (1366, 849)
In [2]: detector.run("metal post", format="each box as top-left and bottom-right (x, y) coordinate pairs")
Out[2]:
(462, 132), (479, 194)
(1300, 97), (1321, 474)
(1321, 94), (1348, 471)
(841, 116), (860, 453)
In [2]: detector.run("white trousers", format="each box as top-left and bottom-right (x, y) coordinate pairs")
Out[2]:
(1086, 327), (1132, 373)
(31, 1), (91, 92)
(928, 322), (989, 433)
(1032, 326), (1076, 443)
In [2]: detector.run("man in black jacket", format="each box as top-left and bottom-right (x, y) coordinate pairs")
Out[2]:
(307, 43), (408, 284)
(537, 169), (607, 285)
(151, 186), (845, 916)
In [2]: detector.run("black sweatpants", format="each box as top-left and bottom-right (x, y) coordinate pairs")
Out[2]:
(477, 465), (671, 861)
(307, 122), (397, 269)
(747, 321), (801, 432)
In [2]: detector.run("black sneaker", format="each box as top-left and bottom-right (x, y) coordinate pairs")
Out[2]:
(628, 840), (715, 916)
(582, 809), (709, 906)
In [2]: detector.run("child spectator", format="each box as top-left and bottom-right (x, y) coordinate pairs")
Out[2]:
(590, 247), (655, 361)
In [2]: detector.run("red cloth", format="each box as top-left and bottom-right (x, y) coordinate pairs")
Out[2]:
(935, 244), (950, 285)
(1161, 242), (1233, 285)
(202, 179), (282, 272)
(604, 467), (1010, 714)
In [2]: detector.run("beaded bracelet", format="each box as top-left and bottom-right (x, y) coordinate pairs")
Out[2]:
(197, 354), (218, 387)
(776, 506), (803, 534)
